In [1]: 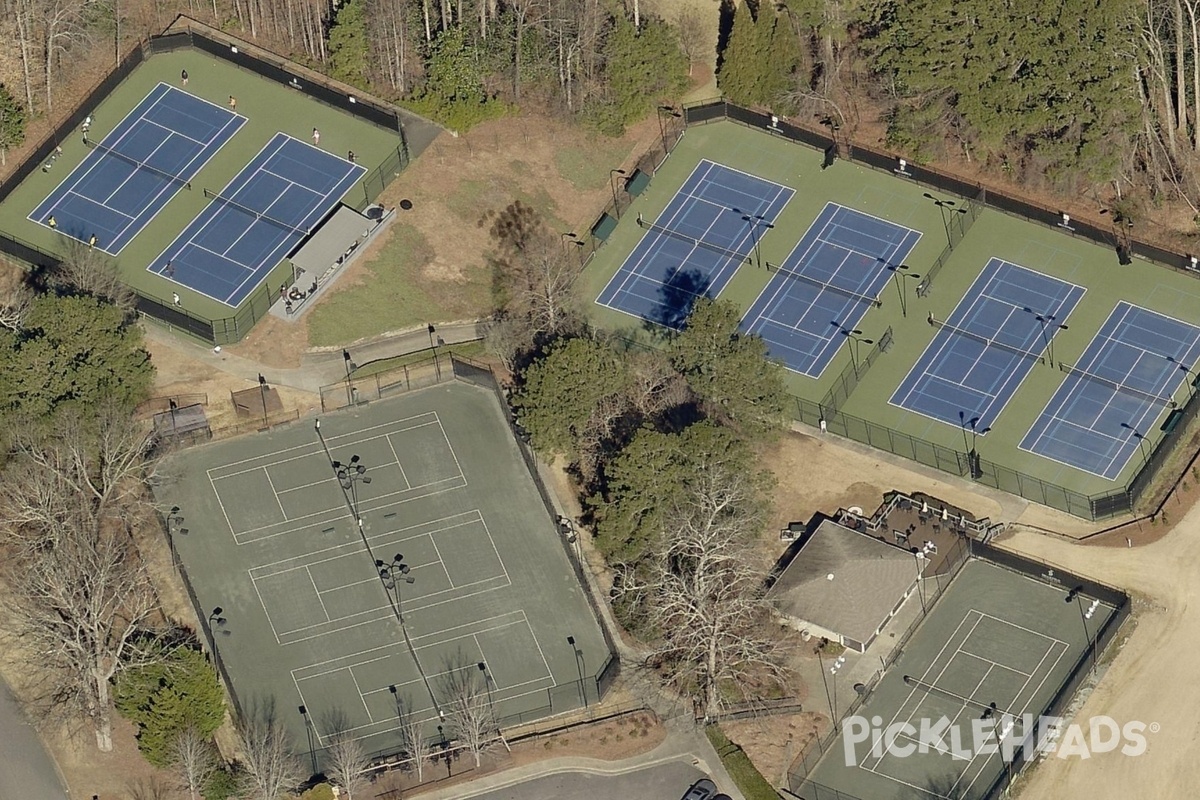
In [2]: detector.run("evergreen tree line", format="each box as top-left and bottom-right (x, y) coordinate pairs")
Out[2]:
(717, 0), (1200, 237)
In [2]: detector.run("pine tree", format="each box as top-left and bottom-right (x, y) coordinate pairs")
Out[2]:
(717, 1), (759, 106)
(115, 646), (225, 767)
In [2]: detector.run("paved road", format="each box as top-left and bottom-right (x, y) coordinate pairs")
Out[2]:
(0, 677), (68, 800)
(454, 760), (708, 800)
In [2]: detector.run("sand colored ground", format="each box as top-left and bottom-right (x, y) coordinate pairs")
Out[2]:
(990, 524), (1197, 797)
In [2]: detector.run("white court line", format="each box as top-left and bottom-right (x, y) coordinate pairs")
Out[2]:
(385, 432), (411, 489)
(249, 510), (482, 576)
(234, 477), (466, 544)
(425, 530), (454, 589)
(975, 610), (1068, 647)
(889, 259), (1085, 427)
(307, 566), (332, 621)
(207, 413), (436, 476)
(262, 467), (288, 521)
(348, 667), (373, 720)
(861, 610), (986, 772)
(957, 650), (1032, 678)
(275, 575), (511, 645)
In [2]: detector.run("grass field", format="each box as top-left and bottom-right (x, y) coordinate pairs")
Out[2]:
(580, 120), (1200, 508)
(0, 47), (403, 326)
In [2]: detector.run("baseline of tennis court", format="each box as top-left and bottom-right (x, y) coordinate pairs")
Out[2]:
(890, 259), (1085, 430)
(740, 202), (921, 377)
(148, 132), (366, 306)
(28, 83), (244, 254)
(1019, 302), (1200, 479)
(595, 159), (793, 327)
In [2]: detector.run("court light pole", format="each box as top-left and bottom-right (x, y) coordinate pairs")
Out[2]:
(733, 207), (774, 269)
(377, 553), (414, 622)
(888, 264), (921, 317)
(814, 646), (836, 728)
(257, 373), (269, 429)
(1166, 356), (1200, 397)
(298, 705), (318, 776)
(1066, 587), (1101, 676)
(958, 413), (991, 479)
(923, 192), (968, 248)
(567, 635), (588, 708)
(1120, 422), (1151, 467)
(912, 550), (928, 613)
(1023, 308), (1067, 367)
(835, 326), (873, 379)
(829, 655), (847, 721)
(609, 169), (628, 219)
(378, 553), (442, 719)
(342, 349), (356, 407)
(656, 106), (682, 153)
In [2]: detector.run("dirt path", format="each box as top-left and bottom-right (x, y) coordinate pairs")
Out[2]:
(995, 514), (1200, 796)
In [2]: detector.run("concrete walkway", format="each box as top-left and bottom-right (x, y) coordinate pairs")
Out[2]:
(142, 319), (488, 394)
(418, 717), (740, 800)
(0, 677), (69, 800)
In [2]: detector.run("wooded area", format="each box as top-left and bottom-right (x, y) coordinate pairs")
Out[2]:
(720, 0), (1200, 237)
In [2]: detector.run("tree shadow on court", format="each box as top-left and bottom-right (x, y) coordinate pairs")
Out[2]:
(653, 267), (711, 330)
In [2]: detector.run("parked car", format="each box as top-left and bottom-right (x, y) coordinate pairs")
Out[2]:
(681, 779), (718, 800)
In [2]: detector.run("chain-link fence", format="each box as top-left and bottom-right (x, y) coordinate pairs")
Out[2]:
(786, 534), (971, 790)
(820, 327), (892, 413)
(674, 101), (1200, 521)
(786, 541), (1129, 800)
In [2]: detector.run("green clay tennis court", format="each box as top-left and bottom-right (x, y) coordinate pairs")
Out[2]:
(160, 383), (611, 762)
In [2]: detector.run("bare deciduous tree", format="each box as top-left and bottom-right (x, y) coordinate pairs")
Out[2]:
(675, 6), (707, 76)
(44, 238), (137, 316)
(127, 777), (172, 800)
(0, 404), (161, 750)
(486, 200), (582, 350)
(238, 707), (305, 800)
(0, 258), (34, 331)
(619, 469), (786, 722)
(324, 711), (371, 800)
(172, 723), (222, 800)
(440, 657), (499, 767)
(393, 696), (433, 783)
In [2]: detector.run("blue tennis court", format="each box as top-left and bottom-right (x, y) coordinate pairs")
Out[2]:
(29, 83), (244, 254)
(595, 160), (792, 327)
(149, 133), (366, 306)
(891, 259), (1085, 429)
(741, 203), (921, 377)
(1020, 303), (1200, 479)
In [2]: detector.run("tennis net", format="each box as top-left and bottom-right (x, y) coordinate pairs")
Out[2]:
(766, 261), (883, 308)
(638, 218), (750, 264)
(929, 315), (1047, 366)
(1059, 362), (1177, 408)
(85, 139), (191, 190)
(903, 675), (1024, 733)
(203, 188), (309, 238)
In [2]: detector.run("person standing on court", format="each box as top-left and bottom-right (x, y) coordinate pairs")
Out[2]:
(88, 233), (97, 249)
(312, 128), (320, 146)
(347, 150), (355, 163)
(47, 215), (57, 229)
(229, 95), (237, 110)
(181, 69), (189, 86)
(173, 292), (181, 307)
